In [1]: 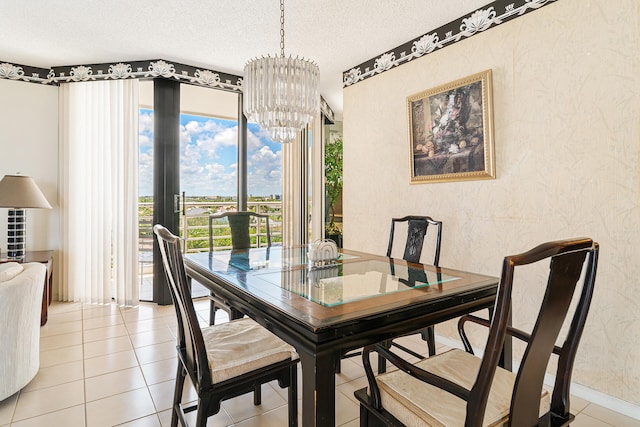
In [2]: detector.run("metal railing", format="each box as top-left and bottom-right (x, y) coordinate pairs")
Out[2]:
(138, 201), (283, 255)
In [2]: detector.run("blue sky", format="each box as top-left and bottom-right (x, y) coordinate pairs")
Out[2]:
(138, 109), (282, 197)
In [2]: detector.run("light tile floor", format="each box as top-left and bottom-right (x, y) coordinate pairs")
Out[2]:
(1, 300), (639, 426)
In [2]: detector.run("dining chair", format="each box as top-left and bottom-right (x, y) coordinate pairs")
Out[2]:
(355, 238), (599, 427)
(153, 224), (299, 427)
(208, 211), (272, 251)
(336, 215), (442, 374)
(385, 216), (442, 356)
(207, 211), (271, 325)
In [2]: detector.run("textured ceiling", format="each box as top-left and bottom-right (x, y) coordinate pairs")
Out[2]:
(0, 0), (490, 118)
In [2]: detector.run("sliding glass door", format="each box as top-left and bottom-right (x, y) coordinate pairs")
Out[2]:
(137, 82), (285, 302)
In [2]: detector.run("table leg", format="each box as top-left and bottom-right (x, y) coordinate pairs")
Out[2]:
(299, 347), (337, 427)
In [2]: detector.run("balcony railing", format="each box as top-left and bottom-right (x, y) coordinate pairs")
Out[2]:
(139, 201), (283, 255)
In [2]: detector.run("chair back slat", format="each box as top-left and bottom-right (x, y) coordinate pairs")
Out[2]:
(228, 215), (252, 249)
(404, 219), (427, 263)
(154, 224), (212, 390)
(209, 211), (272, 251)
(550, 244), (598, 419)
(510, 249), (588, 425)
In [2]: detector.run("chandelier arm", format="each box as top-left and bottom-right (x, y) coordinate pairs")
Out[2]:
(280, 0), (285, 57)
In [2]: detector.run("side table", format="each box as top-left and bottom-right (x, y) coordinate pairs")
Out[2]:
(0, 250), (53, 326)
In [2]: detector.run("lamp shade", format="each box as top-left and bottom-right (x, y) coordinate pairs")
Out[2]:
(0, 175), (52, 209)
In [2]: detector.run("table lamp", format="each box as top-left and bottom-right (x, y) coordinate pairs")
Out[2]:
(0, 174), (52, 260)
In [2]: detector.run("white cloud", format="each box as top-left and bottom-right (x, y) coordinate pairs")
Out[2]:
(247, 130), (263, 150)
(138, 111), (154, 149)
(139, 111), (153, 132)
(196, 127), (237, 158)
(138, 151), (153, 196)
(137, 113), (282, 197)
(247, 145), (282, 196)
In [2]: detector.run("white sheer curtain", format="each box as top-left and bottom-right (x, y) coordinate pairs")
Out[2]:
(282, 128), (310, 247)
(58, 79), (139, 306)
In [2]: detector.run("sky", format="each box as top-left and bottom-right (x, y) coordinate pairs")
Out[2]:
(138, 109), (282, 197)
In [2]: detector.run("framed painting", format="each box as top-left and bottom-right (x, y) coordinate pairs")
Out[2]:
(408, 69), (495, 183)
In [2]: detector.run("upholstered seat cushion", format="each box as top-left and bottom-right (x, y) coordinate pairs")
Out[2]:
(375, 349), (550, 427)
(0, 262), (24, 282)
(202, 317), (298, 384)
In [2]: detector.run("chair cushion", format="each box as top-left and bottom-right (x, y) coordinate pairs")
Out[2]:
(202, 317), (298, 384)
(375, 349), (550, 427)
(0, 262), (24, 282)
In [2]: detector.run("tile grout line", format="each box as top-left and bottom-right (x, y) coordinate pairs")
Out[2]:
(82, 304), (88, 427)
(10, 303), (83, 425)
(120, 304), (166, 427)
(16, 301), (634, 427)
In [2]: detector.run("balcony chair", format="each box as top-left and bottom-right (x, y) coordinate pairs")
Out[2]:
(153, 224), (298, 427)
(207, 211), (271, 325)
(355, 238), (599, 427)
(338, 216), (442, 374)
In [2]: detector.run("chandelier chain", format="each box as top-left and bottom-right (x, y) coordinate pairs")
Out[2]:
(280, 0), (285, 57)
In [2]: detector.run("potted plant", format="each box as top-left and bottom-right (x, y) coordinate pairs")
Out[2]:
(325, 136), (343, 247)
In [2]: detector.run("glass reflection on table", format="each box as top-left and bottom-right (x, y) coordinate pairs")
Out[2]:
(255, 259), (459, 307)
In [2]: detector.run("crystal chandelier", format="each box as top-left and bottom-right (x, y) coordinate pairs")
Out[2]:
(243, 0), (320, 144)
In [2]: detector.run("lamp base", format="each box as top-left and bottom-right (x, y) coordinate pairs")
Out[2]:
(7, 208), (25, 260)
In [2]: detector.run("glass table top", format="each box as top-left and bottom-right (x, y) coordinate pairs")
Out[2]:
(254, 259), (460, 307)
(191, 247), (460, 307)
(209, 246), (359, 272)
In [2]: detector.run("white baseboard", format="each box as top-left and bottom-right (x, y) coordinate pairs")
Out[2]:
(435, 335), (640, 421)
(565, 380), (640, 420)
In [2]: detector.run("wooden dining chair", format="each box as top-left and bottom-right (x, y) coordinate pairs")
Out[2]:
(153, 224), (298, 427)
(208, 211), (272, 251)
(355, 238), (599, 427)
(385, 215), (442, 358)
(207, 211), (271, 325)
(336, 215), (442, 374)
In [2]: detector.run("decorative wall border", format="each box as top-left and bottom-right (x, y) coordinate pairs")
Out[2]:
(343, 0), (558, 87)
(0, 0), (557, 121)
(0, 58), (335, 121)
(0, 61), (50, 83)
(0, 59), (243, 91)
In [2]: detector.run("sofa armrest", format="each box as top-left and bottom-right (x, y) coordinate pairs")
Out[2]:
(0, 262), (46, 400)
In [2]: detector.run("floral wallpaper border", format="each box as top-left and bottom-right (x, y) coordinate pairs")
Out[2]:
(0, 59), (241, 89)
(343, 0), (558, 87)
(0, 58), (335, 122)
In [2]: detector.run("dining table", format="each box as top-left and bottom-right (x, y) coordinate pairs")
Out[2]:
(183, 245), (500, 427)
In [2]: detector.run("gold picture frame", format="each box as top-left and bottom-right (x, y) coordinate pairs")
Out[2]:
(408, 69), (495, 183)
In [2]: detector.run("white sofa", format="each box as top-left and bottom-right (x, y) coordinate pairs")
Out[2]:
(0, 262), (46, 401)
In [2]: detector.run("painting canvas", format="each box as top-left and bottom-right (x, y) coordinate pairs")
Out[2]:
(408, 69), (495, 183)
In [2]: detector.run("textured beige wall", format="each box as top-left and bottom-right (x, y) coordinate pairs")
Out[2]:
(343, 0), (640, 404)
(0, 78), (59, 254)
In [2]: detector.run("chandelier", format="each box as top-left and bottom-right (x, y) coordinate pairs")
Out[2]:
(243, 0), (320, 144)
